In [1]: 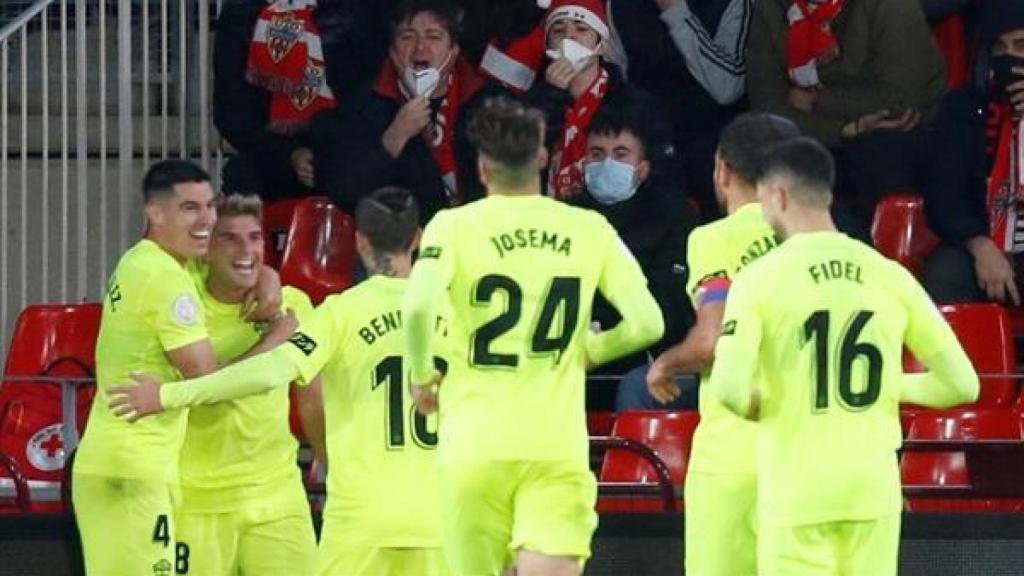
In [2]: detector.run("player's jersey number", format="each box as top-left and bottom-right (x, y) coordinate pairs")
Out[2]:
(803, 310), (883, 412)
(374, 355), (445, 450)
(470, 274), (581, 367)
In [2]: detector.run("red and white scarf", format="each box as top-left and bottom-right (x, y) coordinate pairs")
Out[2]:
(549, 67), (610, 200)
(246, 0), (336, 134)
(986, 103), (1024, 252)
(374, 58), (484, 203)
(786, 0), (845, 88)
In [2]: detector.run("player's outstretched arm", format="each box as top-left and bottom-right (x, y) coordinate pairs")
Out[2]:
(647, 300), (726, 404)
(108, 346), (302, 422)
(586, 235), (665, 368)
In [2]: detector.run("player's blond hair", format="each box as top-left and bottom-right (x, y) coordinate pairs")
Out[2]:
(216, 193), (263, 221)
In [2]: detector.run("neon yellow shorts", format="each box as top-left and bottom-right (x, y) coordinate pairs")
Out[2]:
(684, 471), (757, 576)
(175, 477), (316, 576)
(759, 513), (901, 576)
(72, 472), (182, 576)
(439, 459), (598, 576)
(314, 538), (449, 576)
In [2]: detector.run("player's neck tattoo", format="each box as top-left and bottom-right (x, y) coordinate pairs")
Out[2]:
(372, 252), (397, 277)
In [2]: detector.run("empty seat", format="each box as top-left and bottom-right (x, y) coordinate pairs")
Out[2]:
(262, 198), (303, 269)
(871, 193), (940, 279)
(1, 303), (101, 513)
(904, 304), (1018, 408)
(901, 408), (1024, 512)
(598, 410), (700, 512)
(279, 197), (358, 305)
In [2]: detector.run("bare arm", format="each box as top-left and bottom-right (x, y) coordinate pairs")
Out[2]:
(646, 301), (724, 404)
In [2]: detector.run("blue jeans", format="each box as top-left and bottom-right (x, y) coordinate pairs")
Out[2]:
(614, 365), (700, 411)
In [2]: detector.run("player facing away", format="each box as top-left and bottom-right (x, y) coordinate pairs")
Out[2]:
(175, 194), (319, 576)
(402, 96), (665, 576)
(645, 113), (800, 576)
(710, 137), (979, 576)
(108, 188), (452, 576)
(73, 161), (295, 575)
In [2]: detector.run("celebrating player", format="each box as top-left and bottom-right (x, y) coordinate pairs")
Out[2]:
(711, 137), (979, 576)
(645, 113), (800, 576)
(73, 161), (294, 575)
(175, 194), (320, 576)
(402, 96), (664, 576)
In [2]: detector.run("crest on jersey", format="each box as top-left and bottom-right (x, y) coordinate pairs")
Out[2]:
(288, 331), (318, 356)
(721, 320), (737, 336)
(26, 423), (65, 472)
(152, 559), (172, 576)
(172, 294), (200, 326)
(267, 13), (304, 64)
(420, 246), (442, 260)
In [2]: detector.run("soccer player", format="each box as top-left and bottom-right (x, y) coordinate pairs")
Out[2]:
(108, 187), (451, 576)
(175, 194), (319, 576)
(645, 113), (800, 576)
(711, 137), (979, 576)
(72, 161), (294, 575)
(402, 96), (664, 576)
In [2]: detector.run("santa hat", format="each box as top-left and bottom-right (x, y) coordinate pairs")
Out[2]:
(542, 0), (609, 41)
(480, 25), (547, 93)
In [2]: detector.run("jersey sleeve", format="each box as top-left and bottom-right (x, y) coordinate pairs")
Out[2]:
(686, 226), (731, 307)
(586, 222), (665, 366)
(405, 210), (457, 384)
(896, 264), (960, 360)
(282, 286), (315, 323)
(145, 266), (209, 352)
(709, 267), (764, 417)
(279, 297), (342, 386)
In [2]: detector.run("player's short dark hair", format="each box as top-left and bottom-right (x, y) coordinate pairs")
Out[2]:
(355, 187), (420, 254)
(142, 160), (211, 203)
(718, 113), (801, 186)
(758, 137), (835, 207)
(216, 193), (262, 222)
(390, 0), (463, 40)
(467, 96), (545, 188)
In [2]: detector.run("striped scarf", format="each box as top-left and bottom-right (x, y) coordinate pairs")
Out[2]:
(786, 0), (845, 88)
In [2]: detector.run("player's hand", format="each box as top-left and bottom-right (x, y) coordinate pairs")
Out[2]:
(107, 373), (166, 422)
(290, 147), (315, 188)
(646, 361), (681, 405)
(409, 371), (443, 415)
(544, 58), (578, 91)
(382, 96), (431, 157)
(968, 236), (1020, 306)
(243, 265), (283, 322)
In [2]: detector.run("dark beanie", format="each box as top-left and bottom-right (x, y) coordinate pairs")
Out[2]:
(981, 0), (1024, 44)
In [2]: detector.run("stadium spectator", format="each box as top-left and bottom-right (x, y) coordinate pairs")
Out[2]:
(570, 94), (697, 388)
(606, 0), (751, 220)
(215, 0), (390, 200)
(529, 0), (647, 200)
(312, 0), (486, 223)
(746, 0), (947, 239)
(923, 0), (1024, 306)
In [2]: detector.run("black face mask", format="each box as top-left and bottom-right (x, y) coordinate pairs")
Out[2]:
(990, 54), (1024, 95)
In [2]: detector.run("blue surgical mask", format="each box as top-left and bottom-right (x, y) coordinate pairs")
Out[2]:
(585, 158), (638, 205)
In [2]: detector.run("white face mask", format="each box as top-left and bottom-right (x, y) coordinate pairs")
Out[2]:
(546, 38), (597, 72)
(400, 49), (454, 98)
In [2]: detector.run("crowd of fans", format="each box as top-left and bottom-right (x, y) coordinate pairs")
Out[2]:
(214, 0), (1024, 408)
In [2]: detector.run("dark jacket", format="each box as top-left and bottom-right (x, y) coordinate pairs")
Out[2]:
(571, 175), (697, 370)
(747, 0), (947, 146)
(924, 87), (990, 245)
(214, 0), (390, 168)
(312, 59), (486, 223)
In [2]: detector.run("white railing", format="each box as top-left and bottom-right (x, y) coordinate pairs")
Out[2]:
(0, 0), (220, 369)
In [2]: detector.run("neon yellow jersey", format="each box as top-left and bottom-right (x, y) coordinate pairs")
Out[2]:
(404, 195), (662, 466)
(75, 239), (209, 483)
(178, 286), (313, 513)
(280, 275), (446, 548)
(712, 231), (961, 526)
(686, 202), (780, 475)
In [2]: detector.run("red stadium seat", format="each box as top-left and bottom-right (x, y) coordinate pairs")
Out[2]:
(587, 411), (616, 437)
(598, 410), (700, 512)
(262, 198), (302, 269)
(931, 13), (970, 90)
(901, 408), (1024, 512)
(905, 304), (1018, 408)
(279, 197), (358, 305)
(1, 303), (101, 513)
(871, 193), (940, 279)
